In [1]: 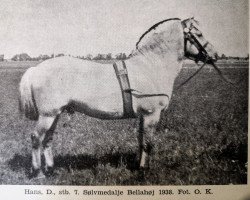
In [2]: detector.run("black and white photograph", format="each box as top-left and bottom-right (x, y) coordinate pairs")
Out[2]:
(0, 0), (249, 199)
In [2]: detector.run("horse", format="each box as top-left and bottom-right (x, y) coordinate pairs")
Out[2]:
(19, 17), (218, 178)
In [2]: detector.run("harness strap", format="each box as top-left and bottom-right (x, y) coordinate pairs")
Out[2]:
(113, 61), (135, 118)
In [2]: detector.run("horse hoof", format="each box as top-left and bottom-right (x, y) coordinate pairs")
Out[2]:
(164, 128), (169, 133)
(45, 167), (55, 177)
(137, 168), (146, 182)
(36, 172), (46, 179)
(29, 168), (45, 179)
(139, 165), (150, 171)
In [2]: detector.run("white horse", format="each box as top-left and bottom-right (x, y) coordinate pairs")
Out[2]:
(19, 18), (218, 177)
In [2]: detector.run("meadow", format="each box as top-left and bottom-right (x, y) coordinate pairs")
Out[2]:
(0, 60), (248, 185)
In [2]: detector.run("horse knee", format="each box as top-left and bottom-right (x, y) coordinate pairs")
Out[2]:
(144, 113), (161, 129)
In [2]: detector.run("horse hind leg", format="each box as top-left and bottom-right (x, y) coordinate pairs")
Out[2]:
(31, 115), (59, 178)
(42, 115), (60, 176)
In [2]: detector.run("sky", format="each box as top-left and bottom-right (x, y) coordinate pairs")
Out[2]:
(0, 0), (248, 59)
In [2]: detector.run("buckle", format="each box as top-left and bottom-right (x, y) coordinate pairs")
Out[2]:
(117, 69), (128, 76)
(184, 28), (190, 33)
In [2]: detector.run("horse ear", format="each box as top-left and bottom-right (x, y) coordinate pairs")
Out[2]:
(189, 17), (195, 26)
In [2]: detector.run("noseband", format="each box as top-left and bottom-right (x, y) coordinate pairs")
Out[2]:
(181, 22), (212, 63)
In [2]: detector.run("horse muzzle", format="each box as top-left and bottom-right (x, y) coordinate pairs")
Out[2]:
(210, 52), (218, 62)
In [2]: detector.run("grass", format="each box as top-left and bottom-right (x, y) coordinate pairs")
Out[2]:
(0, 61), (248, 185)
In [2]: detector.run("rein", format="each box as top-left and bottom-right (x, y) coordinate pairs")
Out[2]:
(209, 60), (240, 85)
(175, 59), (208, 90)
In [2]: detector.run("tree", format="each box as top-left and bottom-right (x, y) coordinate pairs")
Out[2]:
(55, 53), (65, 57)
(106, 53), (112, 60)
(93, 54), (105, 60)
(220, 54), (227, 60)
(11, 53), (31, 61)
(115, 53), (127, 60)
(245, 54), (249, 60)
(38, 54), (50, 60)
(86, 54), (93, 60)
(0, 54), (4, 61)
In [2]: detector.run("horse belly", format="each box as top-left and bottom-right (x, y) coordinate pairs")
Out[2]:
(72, 92), (124, 119)
(71, 73), (125, 119)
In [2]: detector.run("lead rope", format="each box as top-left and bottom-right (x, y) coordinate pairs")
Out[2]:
(176, 58), (241, 91)
(175, 58), (208, 90)
(210, 61), (240, 85)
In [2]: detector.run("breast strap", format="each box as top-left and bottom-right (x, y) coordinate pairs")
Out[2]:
(113, 61), (135, 118)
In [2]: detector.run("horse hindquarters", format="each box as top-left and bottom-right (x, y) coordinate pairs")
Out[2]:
(19, 68), (39, 121)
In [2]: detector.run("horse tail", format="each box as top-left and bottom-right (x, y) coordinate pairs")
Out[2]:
(19, 68), (39, 121)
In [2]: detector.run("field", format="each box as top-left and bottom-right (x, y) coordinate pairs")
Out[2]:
(0, 60), (248, 185)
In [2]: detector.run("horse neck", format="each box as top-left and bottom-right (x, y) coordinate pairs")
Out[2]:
(130, 42), (184, 74)
(127, 50), (183, 96)
(133, 20), (184, 66)
(127, 37), (184, 93)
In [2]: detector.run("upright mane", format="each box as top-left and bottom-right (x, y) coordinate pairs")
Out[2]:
(135, 18), (181, 50)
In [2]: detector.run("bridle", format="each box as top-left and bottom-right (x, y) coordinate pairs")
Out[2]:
(182, 22), (212, 64)
(176, 20), (237, 90)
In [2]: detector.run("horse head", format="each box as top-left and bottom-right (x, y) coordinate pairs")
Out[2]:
(182, 17), (218, 63)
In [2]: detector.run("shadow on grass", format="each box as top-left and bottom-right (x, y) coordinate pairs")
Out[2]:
(8, 154), (31, 176)
(217, 142), (247, 164)
(8, 152), (138, 175)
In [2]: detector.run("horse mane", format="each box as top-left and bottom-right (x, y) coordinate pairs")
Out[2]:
(135, 18), (181, 50)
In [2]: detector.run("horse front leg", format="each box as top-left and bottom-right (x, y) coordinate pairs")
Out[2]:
(138, 109), (161, 168)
